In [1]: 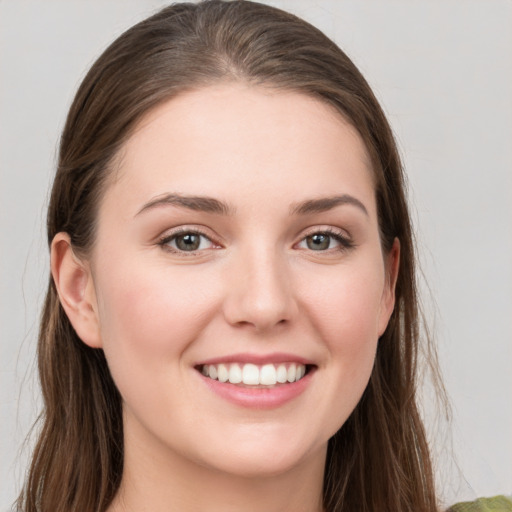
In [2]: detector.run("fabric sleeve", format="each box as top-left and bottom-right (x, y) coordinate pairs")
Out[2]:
(447, 496), (512, 512)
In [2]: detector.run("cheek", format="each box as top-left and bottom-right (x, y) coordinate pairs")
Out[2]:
(93, 257), (220, 377)
(92, 257), (227, 434)
(301, 262), (385, 349)
(297, 260), (384, 414)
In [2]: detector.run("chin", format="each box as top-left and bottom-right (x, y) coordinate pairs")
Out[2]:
(193, 428), (326, 479)
(202, 453), (309, 480)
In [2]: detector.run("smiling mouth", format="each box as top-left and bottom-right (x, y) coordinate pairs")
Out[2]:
(197, 362), (312, 387)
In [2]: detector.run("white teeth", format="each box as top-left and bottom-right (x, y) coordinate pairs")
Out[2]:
(201, 362), (307, 386)
(260, 364), (277, 385)
(276, 364), (288, 383)
(287, 363), (296, 383)
(228, 364), (242, 384)
(242, 363), (260, 385)
(217, 363), (229, 383)
(208, 365), (218, 380)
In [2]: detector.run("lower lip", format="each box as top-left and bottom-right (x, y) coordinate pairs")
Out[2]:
(198, 370), (314, 409)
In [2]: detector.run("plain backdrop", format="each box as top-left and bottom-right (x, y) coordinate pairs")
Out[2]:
(1, 1), (511, 509)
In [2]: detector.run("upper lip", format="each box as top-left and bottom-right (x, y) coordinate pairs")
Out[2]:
(195, 352), (315, 367)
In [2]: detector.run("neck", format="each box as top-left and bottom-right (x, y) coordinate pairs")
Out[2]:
(109, 425), (326, 512)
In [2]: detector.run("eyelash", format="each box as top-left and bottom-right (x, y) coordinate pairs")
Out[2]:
(157, 227), (354, 255)
(158, 228), (217, 255)
(297, 227), (355, 253)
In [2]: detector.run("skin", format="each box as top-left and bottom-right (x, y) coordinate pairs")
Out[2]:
(52, 83), (399, 512)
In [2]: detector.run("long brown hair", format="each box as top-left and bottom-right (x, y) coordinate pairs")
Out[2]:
(18, 1), (443, 511)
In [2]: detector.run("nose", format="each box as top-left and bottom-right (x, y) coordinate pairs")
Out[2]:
(222, 247), (298, 332)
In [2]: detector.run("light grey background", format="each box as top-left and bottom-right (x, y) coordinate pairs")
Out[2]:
(1, 1), (511, 509)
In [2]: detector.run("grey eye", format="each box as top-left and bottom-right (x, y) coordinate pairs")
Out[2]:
(160, 230), (217, 254)
(175, 233), (202, 251)
(305, 233), (331, 250)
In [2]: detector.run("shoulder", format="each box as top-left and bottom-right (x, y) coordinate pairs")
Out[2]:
(447, 496), (512, 512)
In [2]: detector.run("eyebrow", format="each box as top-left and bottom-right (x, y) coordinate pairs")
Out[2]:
(136, 193), (234, 217)
(135, 192), (368, 218)
(291, 195), (369, 216)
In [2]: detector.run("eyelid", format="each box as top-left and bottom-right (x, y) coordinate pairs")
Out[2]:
(157, 226), (222, 254)
(295, 226), (355, 251)
(155, 224), (354, 256)
(300, 225), (351, 239)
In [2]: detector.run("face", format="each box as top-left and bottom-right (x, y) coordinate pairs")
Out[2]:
(83, 84), (397, 478)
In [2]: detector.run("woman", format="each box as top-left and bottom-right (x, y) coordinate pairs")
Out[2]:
(15, 1), (510, 512)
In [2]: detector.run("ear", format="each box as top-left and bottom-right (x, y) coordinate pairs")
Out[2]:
(378, 237), (400, 336)
(51, 232), (102, 348)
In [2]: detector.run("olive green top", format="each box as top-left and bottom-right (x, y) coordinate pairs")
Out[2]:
(448, 496), (512, 512)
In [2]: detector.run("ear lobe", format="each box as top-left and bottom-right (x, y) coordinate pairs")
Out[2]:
(51, 233), (102, 348)
(378, 237), (400, 336)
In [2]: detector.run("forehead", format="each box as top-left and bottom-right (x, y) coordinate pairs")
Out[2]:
(106, 83), (375, 215)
